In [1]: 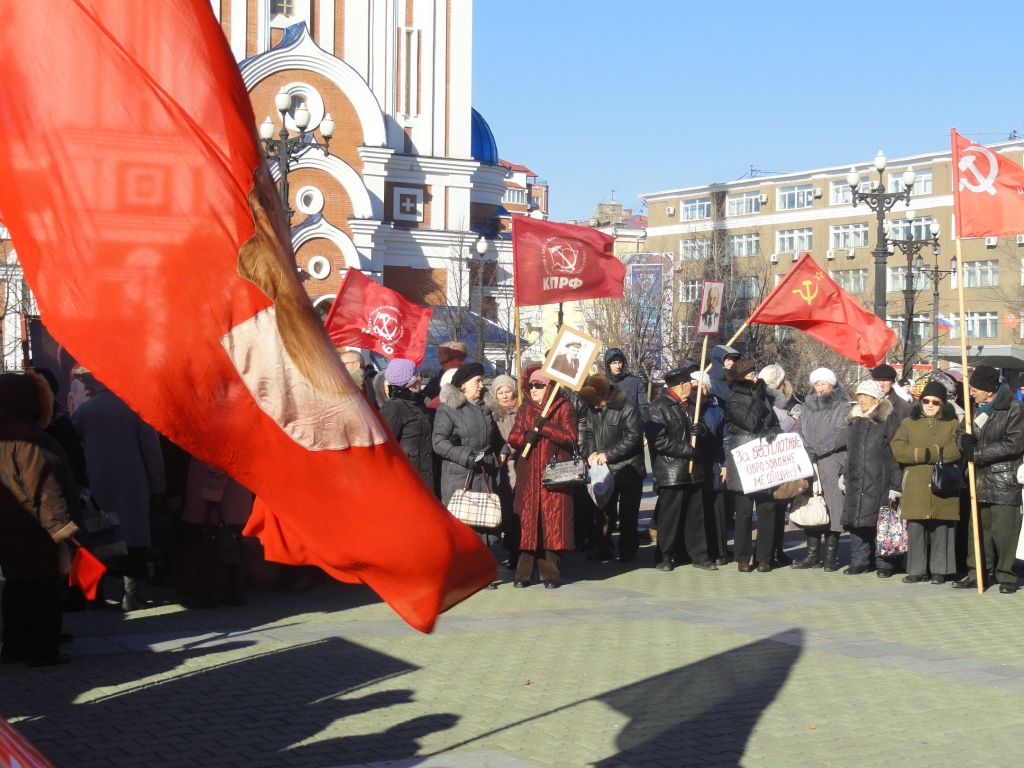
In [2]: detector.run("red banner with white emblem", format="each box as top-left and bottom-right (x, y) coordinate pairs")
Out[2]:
(0, 718), (55, 768)
(952, 128), (1024, 238)
(325, 269), (433, 364)
(512, 217), (625, 306)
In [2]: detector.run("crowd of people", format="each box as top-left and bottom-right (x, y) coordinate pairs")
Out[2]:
(2, 338), (1023, 667)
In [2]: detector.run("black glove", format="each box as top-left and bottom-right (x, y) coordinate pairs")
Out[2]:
(532, 415), (549, 432)
(689, 423), (707, 438)
(523, 431), (540, 448)
(472, 450), (487, 464)
(804, 448), (817, 463)
(957, 433), (978, 462)
(764, 428), (781, 444)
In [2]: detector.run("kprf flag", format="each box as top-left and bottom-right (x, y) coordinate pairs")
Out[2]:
(512, 217), (625, 306)
(0, 0), (494, 633)
(325, 269), (432, 364)
(69, 547), (107, 601)
(952, 128), (1024, 238)
(748, 253), (896, 367)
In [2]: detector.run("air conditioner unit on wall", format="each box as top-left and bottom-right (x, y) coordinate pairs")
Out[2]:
(826, 249), (836, 260)
(791, 251), (799, 262)
(759, 193), (769, 204)
(847, 248), (856, 259)
(770, 252), (779, 264)
(1016, 234), (1024, 245)
(812, 187), (823, 199)
(666, 205), (676, 217)
(986, 237), (998, 247)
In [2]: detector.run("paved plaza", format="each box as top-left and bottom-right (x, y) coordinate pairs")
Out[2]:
(3, 528), (1024, 768)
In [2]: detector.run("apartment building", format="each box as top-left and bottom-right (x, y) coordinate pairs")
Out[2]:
(499, 159), (549, 219)
(640, 138), (1024, 371)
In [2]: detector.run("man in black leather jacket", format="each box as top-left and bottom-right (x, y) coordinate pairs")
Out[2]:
(954, 365), (1024, 593)
(579, 374), (646, 562)
(645, 366), (717, 572)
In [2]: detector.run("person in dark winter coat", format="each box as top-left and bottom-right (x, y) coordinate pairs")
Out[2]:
(954, 365), (1024, 592)
(507, 368), (577, 587)
(604, 348), (649, 420)
(709, 345), (741, 403)
(793, 368), (851, 572)
(890, 381), (961, 584)
(580, 374), (646, 561)
(690, 371), (730, 564)
(431, 362), (504, 512)
(379, 359), (434, 492)
(724, 358), (782, 572)
(0, 371), (81, 665)
(871, 363), (912, 423)
(841, 380), (903, 576)
(491, 374), (520, 567)
(646, 366), (716, 571)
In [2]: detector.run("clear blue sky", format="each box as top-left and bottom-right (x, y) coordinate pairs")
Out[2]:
(472, 0), (1023, 222)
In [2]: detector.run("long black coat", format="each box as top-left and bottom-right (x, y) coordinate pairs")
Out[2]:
(841, 398), (902, 528)
(580, 386), (646, 479)
(970, 384), (1024, 506)
(379, 391), (434, 492)
(646, 392), (703, 487)
(432, 385), (503, 506)
(724, 379), (780, 494)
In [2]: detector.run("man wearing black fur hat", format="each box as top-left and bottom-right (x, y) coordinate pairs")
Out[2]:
(645, 365), (717, 571)
(954, 365), (1024, 593)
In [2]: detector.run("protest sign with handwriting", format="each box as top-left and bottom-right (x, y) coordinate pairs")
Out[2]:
(731, 433), (813, 495)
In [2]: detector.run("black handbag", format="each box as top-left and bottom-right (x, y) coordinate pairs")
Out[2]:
(542, 443), (589, 488)
(931, 447), (966, 496)
(201, 503), (242, 565)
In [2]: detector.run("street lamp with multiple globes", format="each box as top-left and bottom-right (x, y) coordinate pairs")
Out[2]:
(885, 209), (941, 374)
(259, 87), (335, 225)
(847, 151), (915, 320)
(475, 237), (489, 364)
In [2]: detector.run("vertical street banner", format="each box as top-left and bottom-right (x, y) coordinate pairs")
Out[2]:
(0, 0), (494, 633)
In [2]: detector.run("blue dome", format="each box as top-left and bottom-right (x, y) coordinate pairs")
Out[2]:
(471, 108), (499, 166)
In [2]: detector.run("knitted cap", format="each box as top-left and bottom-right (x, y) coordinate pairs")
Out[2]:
(855, 380), (885, 401)
(920, 381), (948, 402)
(809, 367), (837, 387)
(759, 364), (786, 390)
(384, 358), (419, 388)
(492, 375), (516, 395)
(968, 365), (1001, 393)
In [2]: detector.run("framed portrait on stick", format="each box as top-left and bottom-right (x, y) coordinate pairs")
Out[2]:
(697, 280), (725, 335)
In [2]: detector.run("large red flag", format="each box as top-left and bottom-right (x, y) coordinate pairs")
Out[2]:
(325, 269), (432, 364)
(952, 128), (1024, 238)
(0, 0), (494, 633)
(512, 217), (625, 306)
(748, 254), (896, 367)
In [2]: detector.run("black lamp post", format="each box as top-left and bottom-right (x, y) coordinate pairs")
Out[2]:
(847, 151), (914, 320)
(475, 237), (490, 364)
(259, 88), (335, 225)
(885, 209), (941, 374)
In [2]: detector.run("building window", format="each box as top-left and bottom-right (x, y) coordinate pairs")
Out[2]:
(678, 321), (695, 343)
(678, 279), (701, 303)
(728, 276), (760, 299)
(963, 260), (999, 288)
(829, 268), (868, 295)
(830, 178), (873, 205)
(950, 311), (998, 339)
(831, 222), (869, 250)
(680, 239), (710, 261)
(502, 188), (526, 205)
(890, 169), (933, 196)
(271, 0), (295, 15)
(887, 266), (931, 292)
(777, 228), (812, 253)
(727, 232), (760, 257)
(682, 197), (712, 221)
(726, 190), (760, 216)
(889, 216), (934, 242)
(528, 196), (541, 208)
(886, 314), (930, 339)
(778, 184), (814, 210)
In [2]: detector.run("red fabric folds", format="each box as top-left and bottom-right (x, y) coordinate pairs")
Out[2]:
(951, 128), (1024, 239)
(69, 547), (107, 601)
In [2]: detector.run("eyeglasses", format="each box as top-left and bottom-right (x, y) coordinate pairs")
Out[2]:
(529, 383), (547, 390)
(921, 398), (944, 406)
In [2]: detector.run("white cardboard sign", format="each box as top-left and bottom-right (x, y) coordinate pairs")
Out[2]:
(731, 432), (813, 495)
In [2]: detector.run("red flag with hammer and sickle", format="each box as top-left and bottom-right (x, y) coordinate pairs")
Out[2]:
(952, 128), (1024, 238)
(0, 0), (494, 633)
(325, 269), (433, 364)
(747, 253), (896, 367)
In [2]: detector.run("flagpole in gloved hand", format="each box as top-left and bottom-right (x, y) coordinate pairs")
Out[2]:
(520, 383), (562, 459)
(689, 335), (709, 473)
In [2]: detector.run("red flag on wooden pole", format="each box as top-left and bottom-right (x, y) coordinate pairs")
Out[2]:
(0, 0), (494, 632)
(952, 128), (1024, 238)
(512, 217), (625, 306)
(324, 269), (432, 364)
(69, 547), (107, 601)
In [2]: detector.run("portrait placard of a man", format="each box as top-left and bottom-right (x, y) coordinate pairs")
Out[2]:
(697, 281), (725, 334)
(551, 339), (582, 379)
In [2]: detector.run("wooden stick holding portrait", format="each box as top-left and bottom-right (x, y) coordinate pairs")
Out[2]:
(690, 280), (724, 471)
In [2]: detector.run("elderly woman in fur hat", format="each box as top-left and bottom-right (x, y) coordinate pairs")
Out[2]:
(841, 380), (904, 576)
(889, 380), (962, 584)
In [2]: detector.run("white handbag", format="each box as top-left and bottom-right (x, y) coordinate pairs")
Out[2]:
(447, 468), (502, 529)
(790, 465), (830, 528)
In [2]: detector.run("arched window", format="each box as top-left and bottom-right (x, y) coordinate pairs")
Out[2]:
(271, 0), (295, 16)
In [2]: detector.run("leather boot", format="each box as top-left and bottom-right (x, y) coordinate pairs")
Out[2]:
(121, 576), (148, 612)
(822, 532), (840, 572)
(791, 534), (822, 569)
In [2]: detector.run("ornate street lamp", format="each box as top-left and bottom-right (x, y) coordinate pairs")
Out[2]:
(259, 88), (335, 225)
(475, 237), (489, 364)
(885, 210), (942, 373)
(848, 151), (914, 320)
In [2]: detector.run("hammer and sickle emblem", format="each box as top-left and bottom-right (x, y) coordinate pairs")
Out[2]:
(959, 145), (998, 196)
(793, 280), (818, 305)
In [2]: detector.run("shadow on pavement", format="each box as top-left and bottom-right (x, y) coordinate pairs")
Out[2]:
(595, 631), (802, 767)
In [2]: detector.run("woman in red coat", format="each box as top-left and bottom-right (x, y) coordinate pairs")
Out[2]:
(508, 367), (578, 588)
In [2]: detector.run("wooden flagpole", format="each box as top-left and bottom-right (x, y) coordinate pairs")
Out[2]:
(701, 321), (750, 373)
(514, 306), (523, 404)
(520, 383), (561, 459)
(689, 335), (710, 472)
(955, 236), (986, 594)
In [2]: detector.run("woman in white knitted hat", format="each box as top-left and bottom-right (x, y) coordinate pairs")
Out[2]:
(792, 368), (851, 571)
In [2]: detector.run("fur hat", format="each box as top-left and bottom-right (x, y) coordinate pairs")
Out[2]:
(926, 371), (958, 400)
(809, 367), (837, 387)
(871, 363), (898, 381)
(452, 362), (485, 389)
(492, 375), (517, 395)
(579, 374), (612, 406)
(437, 341), (469, 365)
(759, 364), (786, 390)
(968, 365), (1001, 393)
(726, 357), (757, 382)
(920, 380), (948, 402)
(384, 358), (419, 388)
(855, 380), (885, 401)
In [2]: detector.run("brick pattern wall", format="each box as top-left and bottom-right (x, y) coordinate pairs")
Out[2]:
(383, 182), (431, 228)
(383, 266), (448, 305)
(246, 0), (258, 57)
(296, 237), (345, 298)
(285, 167), (355, 235)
